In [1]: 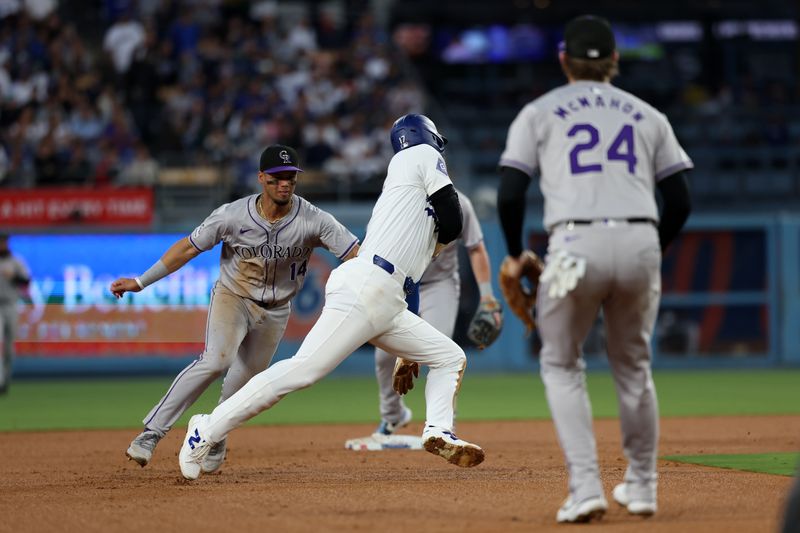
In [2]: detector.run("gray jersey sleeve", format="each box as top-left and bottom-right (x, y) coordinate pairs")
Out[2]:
(653, 113), (694, 180)
(499, 104), (539, 177)
(458, 192), (483, 250)
(314, 208), (359, 260)
(189, 203), (232, 251)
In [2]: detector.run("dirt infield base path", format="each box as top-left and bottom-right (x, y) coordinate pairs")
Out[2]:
(1, 415), (797, 532)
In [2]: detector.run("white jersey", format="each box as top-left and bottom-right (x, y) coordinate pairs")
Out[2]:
(359, 144), (453, 282)
(500, 80), (693, 230)
(190, 193), (358, 307)
(421, 190), (483, 284)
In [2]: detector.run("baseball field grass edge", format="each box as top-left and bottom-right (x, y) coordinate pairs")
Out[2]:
(0, 369), (798, 431)
(662, 452), (800, 476)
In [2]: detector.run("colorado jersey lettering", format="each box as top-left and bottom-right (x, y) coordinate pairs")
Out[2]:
(190, 194), (358, 306)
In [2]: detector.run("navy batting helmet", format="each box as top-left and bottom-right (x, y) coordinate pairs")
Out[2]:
(390, 114), (448, 154)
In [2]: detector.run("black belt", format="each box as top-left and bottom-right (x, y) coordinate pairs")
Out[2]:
(373, 255), (416, 296)
(564, 218), (657, 227)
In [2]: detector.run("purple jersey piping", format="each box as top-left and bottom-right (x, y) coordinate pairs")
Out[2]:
(654, 160), (694, 181)
(263, 197), (302, 303)
(499, 158), (536, 177)
(188, 235), (203, 252)
(144, 286), (217, 426)
(338, 238), (359, 260)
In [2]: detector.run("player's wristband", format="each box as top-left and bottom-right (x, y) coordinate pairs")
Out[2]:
(137, 260), (169, 289)
(478, 281), (494, 299)
(134, 277), (144, 290)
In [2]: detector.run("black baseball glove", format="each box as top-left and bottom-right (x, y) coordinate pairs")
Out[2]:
(466, 297), (503, 349)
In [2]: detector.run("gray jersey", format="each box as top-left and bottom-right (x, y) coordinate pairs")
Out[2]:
(421, 190), (483, 284)
(500, 80), (693, 230)
(190, 193), (358, 307)
(0, 254), (30, 305)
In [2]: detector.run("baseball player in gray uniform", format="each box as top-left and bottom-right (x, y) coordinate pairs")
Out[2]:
(497, 16), (692, 523)
(346, 189), (499, 450)
(111, 145), (359, 472)
(0, 234), (31, 395)
(177, 114), (485, 480)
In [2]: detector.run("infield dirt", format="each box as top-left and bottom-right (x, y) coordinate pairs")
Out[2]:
(1, 415), (797, 532)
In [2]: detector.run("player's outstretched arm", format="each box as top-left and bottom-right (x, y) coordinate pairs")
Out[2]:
(342, 243), (360, 261)
(110, 237), (201, 298)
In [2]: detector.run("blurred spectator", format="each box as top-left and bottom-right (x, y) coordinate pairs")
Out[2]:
(103, 12), (145, 74)
(117, 142), (158, 186)
(33, 134), (59, 184)
(63, 140), (92, 184)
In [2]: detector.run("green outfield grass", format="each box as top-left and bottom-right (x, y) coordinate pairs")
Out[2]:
(0, 369), (798, 432)
(663, 453), (800, 476)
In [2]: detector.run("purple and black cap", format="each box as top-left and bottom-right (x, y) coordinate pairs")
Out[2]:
(259, 144), (304, 174)
(561, 15), (616, 60)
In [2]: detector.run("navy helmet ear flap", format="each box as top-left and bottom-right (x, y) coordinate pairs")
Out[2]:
(390, 114), (448, 154)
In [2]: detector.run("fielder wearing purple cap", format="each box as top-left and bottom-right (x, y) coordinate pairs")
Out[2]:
(257, 144), (303, 212)
(260, 144), (304, 174)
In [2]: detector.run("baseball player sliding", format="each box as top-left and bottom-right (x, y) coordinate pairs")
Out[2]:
(346, 188), (502, 451)
(112, 144), (359, 473)
(177, 114), (485, 480)
(497, 16), (692, 523)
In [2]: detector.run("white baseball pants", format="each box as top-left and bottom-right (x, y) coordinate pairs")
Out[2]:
(203, 257), (466, 443)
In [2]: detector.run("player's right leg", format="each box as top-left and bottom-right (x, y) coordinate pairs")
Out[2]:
(603, 224), (661, 515)
(372, 310), (483, 467)
(537, 227), (610, 521)
(126, 285), (249, 467)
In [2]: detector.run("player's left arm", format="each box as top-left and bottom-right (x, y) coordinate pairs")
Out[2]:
(316, 209), (360, 262)
(468, 242), (493, 299)
(656, 171), (691, 251)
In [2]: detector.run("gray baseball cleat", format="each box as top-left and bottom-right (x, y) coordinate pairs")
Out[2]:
(126, 430), (162, 467)
(200, 439), (228, 474)
(373, 407), (413, 436)
(556, 496), (608, 523)
(612, 483), (657, 516)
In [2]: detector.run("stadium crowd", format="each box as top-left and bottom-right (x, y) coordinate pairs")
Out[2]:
(0, 1), (424, 194)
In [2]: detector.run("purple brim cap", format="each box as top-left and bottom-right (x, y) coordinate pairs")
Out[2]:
(262, 165), (304, 173)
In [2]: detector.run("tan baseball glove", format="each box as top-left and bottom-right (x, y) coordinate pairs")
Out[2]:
(499, 250), (545, 335)
(392, 357), (419, 395)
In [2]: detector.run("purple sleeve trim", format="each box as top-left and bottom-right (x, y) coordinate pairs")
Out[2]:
(655, 160), (694, 181)
(188, 235), (203, 252)
(499, 158), (535, 177)
(338, 238), (359, 260)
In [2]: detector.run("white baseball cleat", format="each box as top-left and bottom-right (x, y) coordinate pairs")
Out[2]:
(179, 414), (213, 480)
(421, 425), (484, 468)
(555, 496), (608, 523)
(612, 483), (657, 516)
(126, 429), (162, 467)
(200, 438), (227, 474)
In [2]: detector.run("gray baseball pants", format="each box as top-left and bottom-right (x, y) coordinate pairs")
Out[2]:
(142, 283), (290, 436)
(538, 222), (661, 504)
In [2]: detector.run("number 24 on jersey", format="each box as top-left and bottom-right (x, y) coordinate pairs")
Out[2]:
(568, 123), (637, 175)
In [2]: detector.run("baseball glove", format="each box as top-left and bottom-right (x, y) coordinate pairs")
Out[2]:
(499, 250), (545, 335)
(466, 297), (503, 349)
(392, 357), (419, 395)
